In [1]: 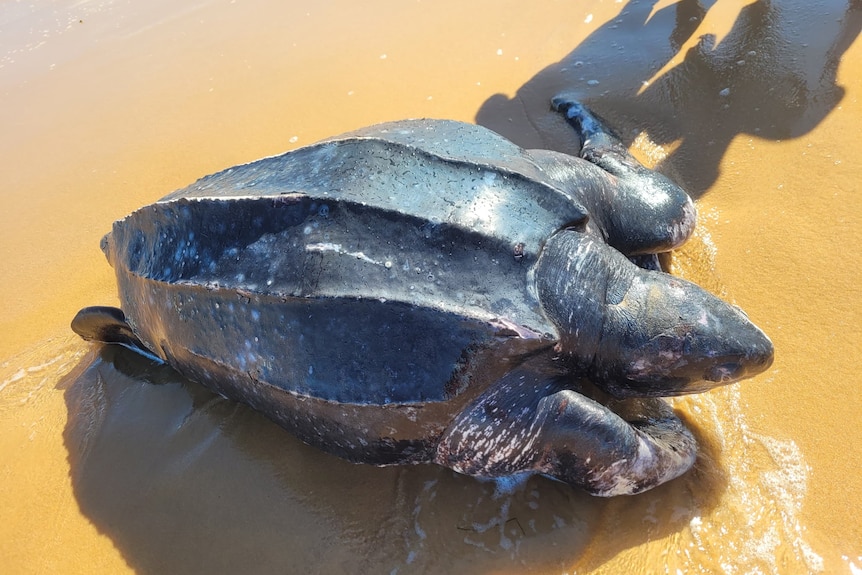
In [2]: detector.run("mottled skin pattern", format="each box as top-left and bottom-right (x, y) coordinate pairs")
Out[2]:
(72, 97), (774, 496)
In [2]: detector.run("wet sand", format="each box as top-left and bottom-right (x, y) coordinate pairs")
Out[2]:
(1, 1), (860, 573)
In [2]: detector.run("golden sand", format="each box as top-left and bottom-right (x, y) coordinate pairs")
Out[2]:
(1, 1), (860, 573)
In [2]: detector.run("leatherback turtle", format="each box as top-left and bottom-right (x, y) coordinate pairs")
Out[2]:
(72, 97), (773, 496)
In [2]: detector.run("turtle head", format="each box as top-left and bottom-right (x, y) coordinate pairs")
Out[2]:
(536, 230), (774, 398)
(592, 270), (774, 397)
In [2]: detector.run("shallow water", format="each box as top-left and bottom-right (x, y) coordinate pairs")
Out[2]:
(1, 0), (860, 573)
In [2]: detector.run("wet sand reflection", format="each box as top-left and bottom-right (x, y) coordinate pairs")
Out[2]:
(60, 346), (725, 574)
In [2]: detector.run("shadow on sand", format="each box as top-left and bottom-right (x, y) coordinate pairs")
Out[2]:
(477, 0), (861, 198)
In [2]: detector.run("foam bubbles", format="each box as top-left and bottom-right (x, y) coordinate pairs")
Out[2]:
(670, 385), (824, 573)
(844, 556), (862, 575)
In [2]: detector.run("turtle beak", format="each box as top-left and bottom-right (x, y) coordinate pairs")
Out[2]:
(701, 313), (774, 383)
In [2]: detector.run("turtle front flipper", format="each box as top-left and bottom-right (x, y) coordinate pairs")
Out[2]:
(549, 95), (696, 255)
(434, 355), (696, 496)
(71, 306), (163, 363)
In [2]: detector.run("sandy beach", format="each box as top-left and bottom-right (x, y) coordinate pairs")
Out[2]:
(1, 1), (860, 573)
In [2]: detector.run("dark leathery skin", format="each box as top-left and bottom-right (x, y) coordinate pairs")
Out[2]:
(71, 99), (774, 495)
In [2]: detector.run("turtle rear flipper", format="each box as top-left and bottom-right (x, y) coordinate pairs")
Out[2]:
(71, 306), (163, 363)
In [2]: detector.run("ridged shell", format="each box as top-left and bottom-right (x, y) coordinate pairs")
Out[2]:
(105, 120), (589, 419)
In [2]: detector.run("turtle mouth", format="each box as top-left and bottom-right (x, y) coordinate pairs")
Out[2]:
(598, 346), (774, 398)
(704, 343), (774, 383)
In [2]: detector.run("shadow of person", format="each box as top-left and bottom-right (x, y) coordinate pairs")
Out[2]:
(59, 346), (727, 574)
(477, 0), (861, 198)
